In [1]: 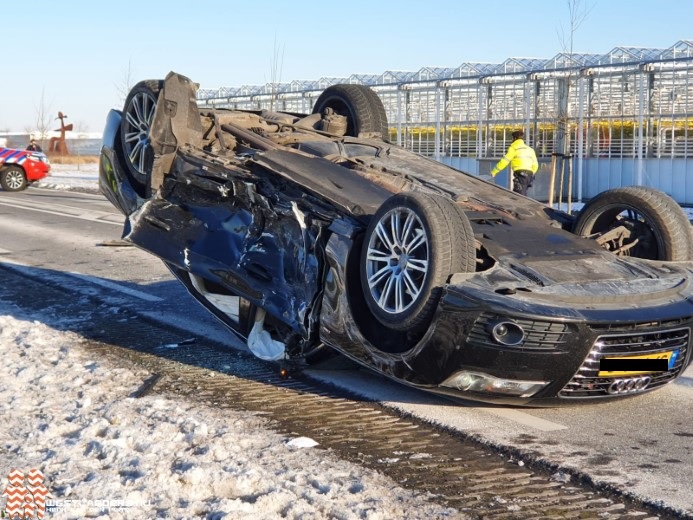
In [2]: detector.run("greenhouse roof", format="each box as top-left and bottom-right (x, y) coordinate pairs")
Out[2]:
(347, 74), (380, 84)
(289, 80), (320, 91)
(414, 67), (457, 80)
(660, 40), (693, 59)
(376, 70), (417, 84)
(602, 46), (664, 64)
(497, 57), (546, 73)
(543, 52), (602, 69)
(198, 40), (693, 100)
(451, 63), (499, 77)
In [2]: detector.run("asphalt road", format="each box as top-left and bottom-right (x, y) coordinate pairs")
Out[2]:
(1, 186), (692, 517)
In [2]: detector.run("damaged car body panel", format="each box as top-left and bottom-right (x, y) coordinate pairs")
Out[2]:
(100, 72), (693, 405)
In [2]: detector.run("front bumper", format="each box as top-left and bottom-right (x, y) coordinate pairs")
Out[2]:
(25, 154), (50, 182)
(320, 232), (693, 406)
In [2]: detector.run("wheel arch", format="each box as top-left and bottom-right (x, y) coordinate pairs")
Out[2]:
(572, 185), (692, 261)
(0, 163), (27, 174)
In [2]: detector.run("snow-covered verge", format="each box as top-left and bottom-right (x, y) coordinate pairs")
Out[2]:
(35, 164), (100, 193)
(0, 306), (461, 519)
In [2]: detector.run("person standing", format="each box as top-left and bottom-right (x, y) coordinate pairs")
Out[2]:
(26, 138), (42, 152)
(490, 130), (538, 196)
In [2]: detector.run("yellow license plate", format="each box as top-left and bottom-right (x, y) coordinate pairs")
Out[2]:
(598, 351), (674, 377)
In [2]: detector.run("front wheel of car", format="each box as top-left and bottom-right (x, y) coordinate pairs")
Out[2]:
(120, 79), (163, 197)
(0, 166), (28, 192)
(573, 186), (692, 261)
(312, 84), (389, 142)
(360, 191), (476, 332)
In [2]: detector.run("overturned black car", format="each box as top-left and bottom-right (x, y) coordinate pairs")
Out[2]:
(100, 72), (693, 405)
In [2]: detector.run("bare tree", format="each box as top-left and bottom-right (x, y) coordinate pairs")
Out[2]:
(75, 120), (90, 133)
(555, 0), (594, 155)
(557, 0), (593, 58)
(548, 0), (594, 207)
(268, 35), (285, 111)
(33, 88), (53, 150)
(115, 59), (134, 104)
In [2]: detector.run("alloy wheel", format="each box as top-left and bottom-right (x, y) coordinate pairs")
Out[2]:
(364, 206), (429, 314)
(122, 90), (157, 177)
(6, 170), (25, 190)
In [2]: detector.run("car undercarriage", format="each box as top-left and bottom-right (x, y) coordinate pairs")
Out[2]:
(99, 72), (693, 405)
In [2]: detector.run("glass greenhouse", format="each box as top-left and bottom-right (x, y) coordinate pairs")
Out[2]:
(197, 41), (693, 205)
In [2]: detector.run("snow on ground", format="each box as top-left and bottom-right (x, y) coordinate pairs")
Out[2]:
(36, 163), (101, 193)
(0, 305), (462, 519)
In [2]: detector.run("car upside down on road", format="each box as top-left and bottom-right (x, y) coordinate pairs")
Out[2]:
(99, 72), (693, 405)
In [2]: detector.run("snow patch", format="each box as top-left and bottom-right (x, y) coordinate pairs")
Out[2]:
(286, 437), (319, 449)
(0, 309), (461, 519)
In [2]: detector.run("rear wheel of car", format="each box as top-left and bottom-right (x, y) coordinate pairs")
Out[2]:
(360, 191), (476, 332)
(0, 166), (28, 192)
(573, 186), (692, 261)
(120, 79), (163, 197)
(312, 84), (389, 142)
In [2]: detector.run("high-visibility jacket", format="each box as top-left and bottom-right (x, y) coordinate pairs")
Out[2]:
(491, 139), (538, 176)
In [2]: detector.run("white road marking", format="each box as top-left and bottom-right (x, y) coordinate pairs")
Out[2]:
(0, 248), (12, 254)
(0, 198), (123, 226)
(66, 271), (163, 302)
(30, 187), (104, 199)
(0, 259), (162, 302)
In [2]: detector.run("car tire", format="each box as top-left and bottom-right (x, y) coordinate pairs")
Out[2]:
(360, 191), (476, 332)
(362, 86), (392, 142)
(120, 79), (164, 197)
(573, 186), (692, 261)
(0, 166), (28, 192)
(312, 84), (389, 142)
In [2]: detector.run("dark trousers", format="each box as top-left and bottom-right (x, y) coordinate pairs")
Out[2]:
(512, 170), (533, 195)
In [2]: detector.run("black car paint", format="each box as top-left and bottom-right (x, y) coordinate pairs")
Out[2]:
(99, 81), (693, 405)
(318, 224), (693, 404)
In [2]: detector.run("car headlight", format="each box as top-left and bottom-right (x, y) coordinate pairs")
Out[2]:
(440, 370), (549, 397)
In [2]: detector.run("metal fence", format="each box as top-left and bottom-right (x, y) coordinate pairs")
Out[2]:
(197, 41), (693, 205)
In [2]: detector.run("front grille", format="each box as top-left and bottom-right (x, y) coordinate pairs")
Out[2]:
(589, 318), (688, 334)
(468, 313), (570, 350)
(560, 326), (690, 397)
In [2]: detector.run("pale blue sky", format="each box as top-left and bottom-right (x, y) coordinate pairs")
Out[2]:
(2, 0), (691, 133)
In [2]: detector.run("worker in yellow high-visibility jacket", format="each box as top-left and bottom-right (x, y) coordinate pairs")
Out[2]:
(490, 130), (538, 196)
